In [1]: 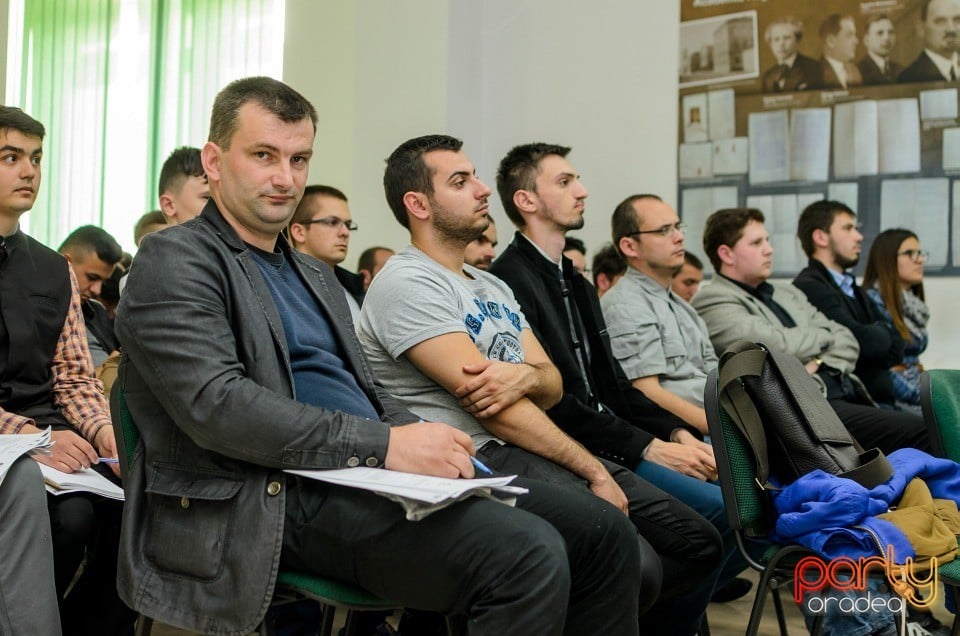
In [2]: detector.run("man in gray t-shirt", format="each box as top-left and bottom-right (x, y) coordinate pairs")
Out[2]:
(603, 195), (716, 434)
(359, 135), (726, 633)
(360, 246), (527, 450)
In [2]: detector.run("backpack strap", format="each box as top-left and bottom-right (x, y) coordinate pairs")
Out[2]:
(717, 341), (775, 489)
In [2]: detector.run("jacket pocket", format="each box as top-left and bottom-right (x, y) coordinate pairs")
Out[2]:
(144, 464), (244, 580)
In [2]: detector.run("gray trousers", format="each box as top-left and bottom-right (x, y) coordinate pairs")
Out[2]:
(0, 457), (62, 636)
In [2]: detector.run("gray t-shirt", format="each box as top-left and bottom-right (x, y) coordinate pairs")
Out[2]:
(358, 246), (529, 448)
(601, 267), (717, 407)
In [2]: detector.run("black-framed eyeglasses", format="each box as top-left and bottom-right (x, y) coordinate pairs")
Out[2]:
(898, 249), (928, 262)
(627, 222), (687, 239)
(300, 217), (358, 231)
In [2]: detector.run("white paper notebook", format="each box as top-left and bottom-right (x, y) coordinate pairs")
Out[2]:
(38, 464), (124, 500)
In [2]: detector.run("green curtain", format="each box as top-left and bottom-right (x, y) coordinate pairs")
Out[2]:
(6, 0), (284, 251)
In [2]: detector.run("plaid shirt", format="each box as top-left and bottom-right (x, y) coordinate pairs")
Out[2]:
(0, 266), (111, 441)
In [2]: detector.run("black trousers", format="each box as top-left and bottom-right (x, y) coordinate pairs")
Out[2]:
(282, 469), (643, 635)
(479, 445), (724, 617)
(48, 493), (135, 636)
(830, 398), (931, 455)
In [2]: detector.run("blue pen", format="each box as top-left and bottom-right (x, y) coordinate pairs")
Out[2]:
(98, 457), (119, 464)
(470, 456), (493, 476)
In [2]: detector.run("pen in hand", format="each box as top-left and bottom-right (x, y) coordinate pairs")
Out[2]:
(470, 456), (493, 476)
(98, 457), (119, 464)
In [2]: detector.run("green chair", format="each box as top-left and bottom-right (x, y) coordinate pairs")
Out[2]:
(919, 369), (960, 636)
(111, 384), (401, 636)
(705, 369), (820, 636)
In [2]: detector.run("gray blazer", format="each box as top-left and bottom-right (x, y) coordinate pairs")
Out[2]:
(114, 203), (417, 634)
(692, 275), (863, 394)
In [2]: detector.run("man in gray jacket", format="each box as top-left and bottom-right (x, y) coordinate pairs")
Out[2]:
(692, 207), (928, 456)
(116, 77), (637, 635)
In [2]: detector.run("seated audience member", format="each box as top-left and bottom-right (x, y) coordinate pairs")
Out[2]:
(0, 457), (63, 635)
(562, 236), (588, 277)
(133, 210), (167, 246)
(488, 149), (743, 627)
(0, 106), (130, 635)
(601, 195), (714, 435)
(592, 242), (626, 297)
(99, 251), (132, 318)
(287, 185), (365, 317)
(672, 251), (704, 303)
(692, 208), (929, 456)
(157, 146), (209, 225)
(58, 225), (124, 369)
(116, 77), (629, 635)
(793, 201), (905, 409)
(463, 214), (498, 270)
(863, 229), (930, 414)
(356, 245), (395, 291)
(360, 134), (727, 635)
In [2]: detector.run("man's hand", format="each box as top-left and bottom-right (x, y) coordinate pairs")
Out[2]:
(644, 437), (717, 481)
(456, 360), (533, 417)
(32, 429), (98, 474)
(804, 359), (821, 375)
(385, 421), (476, 478)
(588, 472), (630, 515)
(94, 425), (122, 477)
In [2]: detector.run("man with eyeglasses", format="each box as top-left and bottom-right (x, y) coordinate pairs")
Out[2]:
(288, 184), (365, 317)
(793, 200), (906, 409)
(693, 207), (929, 459)
(487, 146), (739, 632)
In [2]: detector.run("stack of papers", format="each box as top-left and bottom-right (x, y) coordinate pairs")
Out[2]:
(0, 428), (54, 485)
(286, 467), (527, 520)
(37, 464), (124, 500)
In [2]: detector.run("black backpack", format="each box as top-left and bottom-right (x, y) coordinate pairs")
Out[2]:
(717, 340), (892, 489)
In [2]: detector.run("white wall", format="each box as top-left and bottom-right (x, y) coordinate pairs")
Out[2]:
(281, 0), (956, 368)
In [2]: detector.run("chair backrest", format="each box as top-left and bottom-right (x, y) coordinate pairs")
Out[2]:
(921, 369), (960, 462)
(705, 368), (772, 537)
(109, 377), (140, 478)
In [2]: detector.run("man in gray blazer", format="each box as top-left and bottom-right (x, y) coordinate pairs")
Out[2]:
(691, 208), (928, 456)
(115, 77), (618, 635)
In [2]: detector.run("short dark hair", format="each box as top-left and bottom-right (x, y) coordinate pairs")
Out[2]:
(797, 200), (855, 257)
(158, 147), (204, 197)
(99, 252), (133, 307)
(290, 185), (349, 226)
(383, 134), (463, 228)
(496, 143), (571, 228)
(357, 246), (394, 273)
(819, 14), (847, 40)
(684, 251), (704, 270)
(592, 243), (626, 288)
(0, 106), (45, 140)
(208, 76), (318, 149)
(702, 208), (766, 271)
(134, 210), (167, 244)
(564, 236), (586, 256)
(58, 225), (123, 266)
(863, 13), (893, 33)
(611, 194), (663, 256)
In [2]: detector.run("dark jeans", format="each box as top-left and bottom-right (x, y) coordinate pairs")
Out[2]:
(830, 398), (930, 455)
(479, 443), (724, 628)
(281, 470), (642, 636)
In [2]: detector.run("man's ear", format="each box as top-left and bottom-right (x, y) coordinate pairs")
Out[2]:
(812, 227), (829, 250)
(618, 236), (640, 259)
(159, 193), (176, 220)
(717, 244), (735, 266)
(402, 192), (430, 223)
(360, 270), (372, 288)
(62, 252), (74, 265)
(201, 142), (222, 184)
(512, 189), (538, 215)
(288, 223), (307, 245)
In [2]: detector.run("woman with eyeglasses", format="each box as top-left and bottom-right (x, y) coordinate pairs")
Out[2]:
(862, 228), (929, 414)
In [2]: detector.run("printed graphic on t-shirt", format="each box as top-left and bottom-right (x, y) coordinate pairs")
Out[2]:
(487, 332), (524, 363)
(464, 297), (523, 338)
